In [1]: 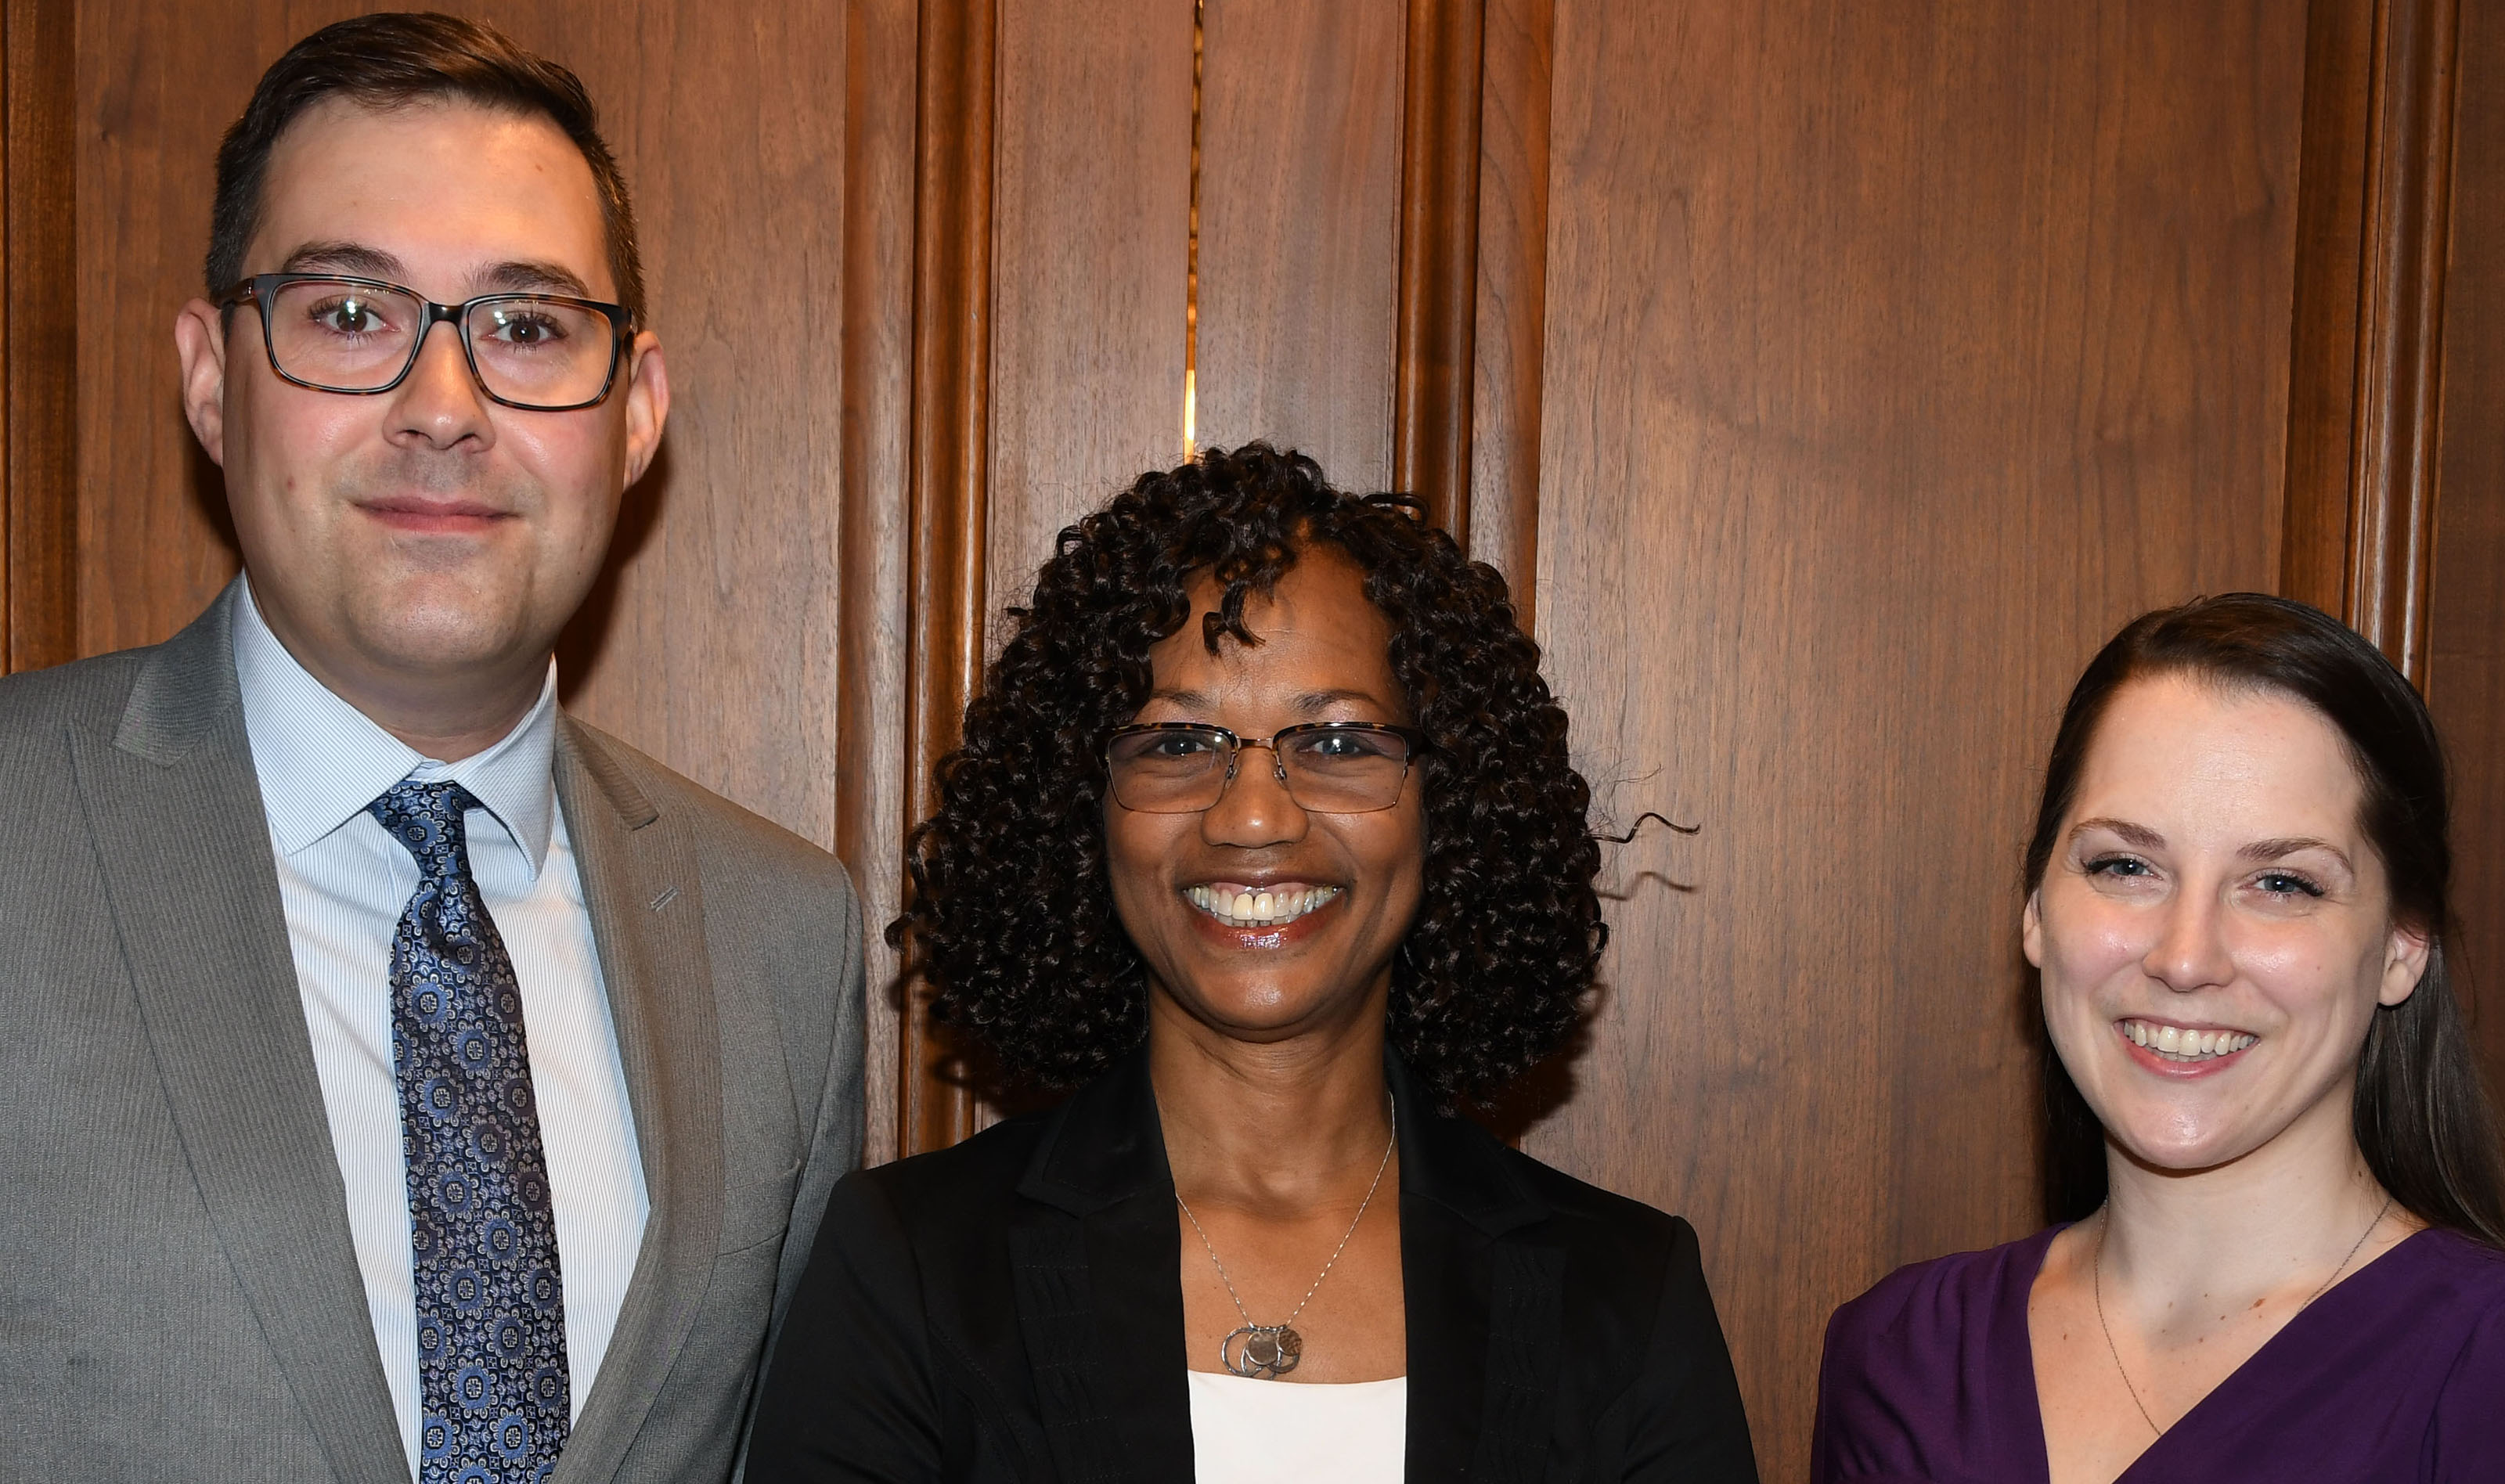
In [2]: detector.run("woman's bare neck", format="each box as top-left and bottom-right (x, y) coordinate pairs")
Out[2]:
(1149, 996), (1397, 1214)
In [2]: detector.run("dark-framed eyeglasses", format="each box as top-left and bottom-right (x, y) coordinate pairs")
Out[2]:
(214, 272), (634, 412)
(1104, 722), (1429, 815)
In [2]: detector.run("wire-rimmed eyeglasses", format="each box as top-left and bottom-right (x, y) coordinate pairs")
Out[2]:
(215, 272), (634, 412)
(1103, 722), (1428, 815)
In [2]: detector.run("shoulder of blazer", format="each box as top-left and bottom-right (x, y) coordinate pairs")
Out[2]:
(0, 646), (147, 740)
(0, 582), (230, 751)
(556, 715), (856, 899)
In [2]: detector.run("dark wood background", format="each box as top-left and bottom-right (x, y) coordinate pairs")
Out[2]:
(6, 1), (2500, 1474)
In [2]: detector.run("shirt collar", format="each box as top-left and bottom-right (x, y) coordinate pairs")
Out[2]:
(231, 575), (561, 875)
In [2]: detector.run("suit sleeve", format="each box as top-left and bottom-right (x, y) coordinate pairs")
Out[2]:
(1621, 1216), (1761, 1482)
(767, 866), (868, 1335)
(744, 1170), (946, 1482)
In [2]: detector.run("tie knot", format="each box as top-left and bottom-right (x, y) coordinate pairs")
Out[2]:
(369, 779), (485, 878)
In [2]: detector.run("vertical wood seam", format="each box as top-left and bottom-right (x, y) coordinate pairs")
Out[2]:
(2345, 0), (2461, 685)
(4, 0), (74, 675)
(1469, 0), (1551, 633)
(2283, 0), (2462, 685)
(899, 0), (996, 1157)
(1393, 0), (1486, 541)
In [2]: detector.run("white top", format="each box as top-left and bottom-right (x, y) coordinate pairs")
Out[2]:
(1187, 1371), (1407, 1483)
(233, 582), (648, 1479)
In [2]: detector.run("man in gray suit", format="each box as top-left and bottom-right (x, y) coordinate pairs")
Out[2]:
(0, 14), (861, 1482)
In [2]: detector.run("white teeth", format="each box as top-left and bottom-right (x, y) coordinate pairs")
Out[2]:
(1186, 884), (1341, 928)
(2122, 1020), (2256, 1063)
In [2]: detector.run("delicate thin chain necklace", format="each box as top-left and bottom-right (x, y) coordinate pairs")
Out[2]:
(1174, 1094), (1397, 1379)
(2092, 1194), (2391, 1437)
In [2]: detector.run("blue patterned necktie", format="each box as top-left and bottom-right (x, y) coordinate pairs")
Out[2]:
(371, 780), (570, 1483)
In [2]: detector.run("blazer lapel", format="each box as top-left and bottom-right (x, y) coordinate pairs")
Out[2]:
(70, 588), (408, 1484)
(1011, 1052), (1195, 1482)
(1393, 1057), (1559, 1484)
(548, 719), (726, 1482)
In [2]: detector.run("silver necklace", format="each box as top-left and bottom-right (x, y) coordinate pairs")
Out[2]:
(2092, 1194), (2391, 1437)
(1174, 1094), (1397, 1380)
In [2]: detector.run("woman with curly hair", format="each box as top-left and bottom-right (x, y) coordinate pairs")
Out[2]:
(748, 445), (1757, 1482)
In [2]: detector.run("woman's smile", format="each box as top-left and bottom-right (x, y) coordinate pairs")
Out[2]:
(1184, 881), (1343, 929)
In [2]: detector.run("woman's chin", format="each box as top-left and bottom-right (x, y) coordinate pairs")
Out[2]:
(1156, 976), (1380, 1046)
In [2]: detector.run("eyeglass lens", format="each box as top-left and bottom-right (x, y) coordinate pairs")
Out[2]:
(261, 279), (615, 409)
(1105, 726), (1415, 814)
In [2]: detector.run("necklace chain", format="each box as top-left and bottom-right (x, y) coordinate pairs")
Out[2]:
(1175, 1094), (1397, 1342)
(2092, 1194), (2391, 1438)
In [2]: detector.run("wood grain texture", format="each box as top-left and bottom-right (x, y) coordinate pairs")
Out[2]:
(1392, 0), (1483, 536)
(1195, 0), (1402, 490)
(900, 0), (999, 1157)
(2281, 0), (2376, 616)
(838, 0), (917, 1169)
(2283, 0), (2463, 682)
(985, 0), (1191, 625)
(1467, 0), (1549, 625)
(3, 0), (75, 674)
(1528, 2), (2301, 1471)
(2428, 0), (2505, 1093)
(2341, 0), (2459, 683)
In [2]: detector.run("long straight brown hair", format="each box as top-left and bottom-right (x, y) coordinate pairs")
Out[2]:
(2023, 593), (2505, 1245)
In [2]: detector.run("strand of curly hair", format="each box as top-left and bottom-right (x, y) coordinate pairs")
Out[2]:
(891, 443), (1608, 1107)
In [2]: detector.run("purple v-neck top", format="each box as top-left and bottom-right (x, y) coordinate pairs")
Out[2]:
(1811, 1224), (2505, 1482)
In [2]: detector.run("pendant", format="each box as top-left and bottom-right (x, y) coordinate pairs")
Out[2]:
(1220, 1324), (1303, 1379)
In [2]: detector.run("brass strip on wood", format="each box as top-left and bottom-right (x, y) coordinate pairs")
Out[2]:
(3, 0), (75, 674)
(2283, 0), (2464, 685)
(1393, 0), (1487, 542)
(899, 0), (997, 1157)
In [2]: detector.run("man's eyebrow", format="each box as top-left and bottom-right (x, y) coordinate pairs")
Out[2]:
(2071, 817), (2164, 851)
(279, 241), (405, 279)
(2240, 836), (2355, 871)
(475, 260), (596, 298)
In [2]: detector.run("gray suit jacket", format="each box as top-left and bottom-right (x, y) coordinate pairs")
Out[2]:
(0, 585), (865, 1483)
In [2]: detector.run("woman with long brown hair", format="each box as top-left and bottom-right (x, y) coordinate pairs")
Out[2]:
(1815, 593), (2505, 1483)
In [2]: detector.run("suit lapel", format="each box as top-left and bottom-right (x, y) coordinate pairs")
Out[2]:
(1393, 1057), (1559, 1484)
(1011, 1053), (1195, 1482)
(71, 589), (408, 1484)
(547, 719), (726, 1482)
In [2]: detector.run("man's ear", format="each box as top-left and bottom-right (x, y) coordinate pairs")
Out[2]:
(619, 330), (669, 488)
(174, 298), (231, 466)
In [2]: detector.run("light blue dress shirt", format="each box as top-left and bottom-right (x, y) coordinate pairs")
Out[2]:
(232, 582), (649, 1479)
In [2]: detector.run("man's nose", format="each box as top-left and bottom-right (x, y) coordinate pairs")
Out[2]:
(387, 315), (496, 448)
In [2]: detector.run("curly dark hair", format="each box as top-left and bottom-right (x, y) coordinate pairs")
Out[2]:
(892, 444), (1606, 1105)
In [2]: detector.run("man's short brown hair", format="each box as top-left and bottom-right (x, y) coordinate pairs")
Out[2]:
(207, 11), (645, 326)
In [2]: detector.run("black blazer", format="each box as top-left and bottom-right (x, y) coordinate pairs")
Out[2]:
(746, 1050), (1757, 1482)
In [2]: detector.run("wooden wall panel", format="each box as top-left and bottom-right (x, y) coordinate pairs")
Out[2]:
(1467, 0), (1550, 615)
(1195, 0), (1402, 489)
(3, 0), (75, 675)
(986, 0), (1191, 626)
(2430, 0), (2505, 1092)
(1526, 2), (2301, 1471)
(836, 0), (917, 1170)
